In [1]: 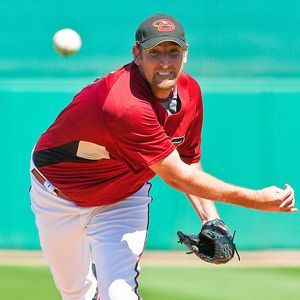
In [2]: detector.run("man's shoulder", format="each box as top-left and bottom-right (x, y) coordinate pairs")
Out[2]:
(87, 63), (132, 92)
(74, 62), (139, 103)
(89, 62), (148, 98)
(178, 72), (201, 103)
(180, 72), (201, 90)
(95, 63), (154, 124)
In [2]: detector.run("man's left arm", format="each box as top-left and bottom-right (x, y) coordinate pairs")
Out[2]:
(185, 162), (220, 224)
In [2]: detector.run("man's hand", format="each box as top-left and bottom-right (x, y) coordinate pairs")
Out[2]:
(256, 184), (297, 212)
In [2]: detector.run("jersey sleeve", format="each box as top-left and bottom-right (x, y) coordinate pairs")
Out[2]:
(104, 103), (175, 171)
(178, 87), (203, 165)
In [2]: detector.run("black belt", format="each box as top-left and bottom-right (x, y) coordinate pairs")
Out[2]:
(31, 168), (70, 200)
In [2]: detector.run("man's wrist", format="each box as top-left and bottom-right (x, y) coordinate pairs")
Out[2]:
(229, 187), (260, 209)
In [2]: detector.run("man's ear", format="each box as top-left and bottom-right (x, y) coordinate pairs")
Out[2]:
(183, 50), (188, 64)
(183, 46), (188, 64)
(132, 45), (141, 65)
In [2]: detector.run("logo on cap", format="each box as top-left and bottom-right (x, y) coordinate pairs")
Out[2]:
(152, 19), (175, 32)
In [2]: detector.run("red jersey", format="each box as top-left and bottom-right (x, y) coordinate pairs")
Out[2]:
(33, 62), (203, 206)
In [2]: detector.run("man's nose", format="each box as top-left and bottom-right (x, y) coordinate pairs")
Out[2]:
(159, 54), (171, 68)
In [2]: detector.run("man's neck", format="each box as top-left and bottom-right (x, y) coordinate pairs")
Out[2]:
(153, 87), (176, 102)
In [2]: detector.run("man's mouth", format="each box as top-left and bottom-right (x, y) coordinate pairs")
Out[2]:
(157, 71), (174, 76)
(157, 71), (174, 77)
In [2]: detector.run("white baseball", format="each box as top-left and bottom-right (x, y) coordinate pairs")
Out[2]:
(53, 28), (82, 56)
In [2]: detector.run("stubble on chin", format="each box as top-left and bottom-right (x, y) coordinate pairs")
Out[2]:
(156, 79), (176, 90)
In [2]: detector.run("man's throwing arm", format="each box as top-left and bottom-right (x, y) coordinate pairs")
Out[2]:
(150, 149), (297, 213)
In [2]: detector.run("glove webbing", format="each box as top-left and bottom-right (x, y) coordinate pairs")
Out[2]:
(179, 229), (240, 261)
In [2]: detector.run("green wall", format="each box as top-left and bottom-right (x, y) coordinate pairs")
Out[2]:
(1, 0), (299, 78)
(148, 78), (300, 250)
(0, 0), (299, 250)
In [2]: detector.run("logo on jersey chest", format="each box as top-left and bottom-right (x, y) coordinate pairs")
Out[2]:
(171, 136), (185, 146)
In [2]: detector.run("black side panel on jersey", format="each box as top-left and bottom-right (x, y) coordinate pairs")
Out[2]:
(33, 141), (96, 167)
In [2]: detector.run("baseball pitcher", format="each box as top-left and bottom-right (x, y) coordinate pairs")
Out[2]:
(30, 13), (296, 300)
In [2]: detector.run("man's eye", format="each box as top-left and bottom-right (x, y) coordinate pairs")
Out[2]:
(150, 50), (160, 56)
(169, 49), (179, 55)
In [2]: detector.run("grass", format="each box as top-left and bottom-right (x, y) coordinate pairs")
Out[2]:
(139, 266), (300, 300)
(0, 266), (59, 300)
(0, 266), (299, 300)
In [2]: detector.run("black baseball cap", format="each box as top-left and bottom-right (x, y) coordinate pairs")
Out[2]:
(135, 13), (187, 50)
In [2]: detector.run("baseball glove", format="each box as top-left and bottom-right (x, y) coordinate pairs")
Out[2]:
(177, 218), (240, 264)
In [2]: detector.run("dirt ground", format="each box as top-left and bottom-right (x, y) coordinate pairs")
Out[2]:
(0, 250), (300, 267)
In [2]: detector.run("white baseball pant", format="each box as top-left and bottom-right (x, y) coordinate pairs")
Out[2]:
(30, 162), (152, 300)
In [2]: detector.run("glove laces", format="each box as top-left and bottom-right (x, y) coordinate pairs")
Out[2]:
(232, 230), (240, 261)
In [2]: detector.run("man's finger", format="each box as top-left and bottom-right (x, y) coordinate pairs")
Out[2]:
(277, 188), (292, 202)
(283, 207), (298, 213)
(284, 184), (294, 197)
(279, 193), (294, 208)
(284, 184), (293, 191)
(288, 202), (295, 209)
(280, 205), (298, 212)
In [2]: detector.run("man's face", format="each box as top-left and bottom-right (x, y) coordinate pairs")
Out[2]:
(133, 41), (187, 99)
